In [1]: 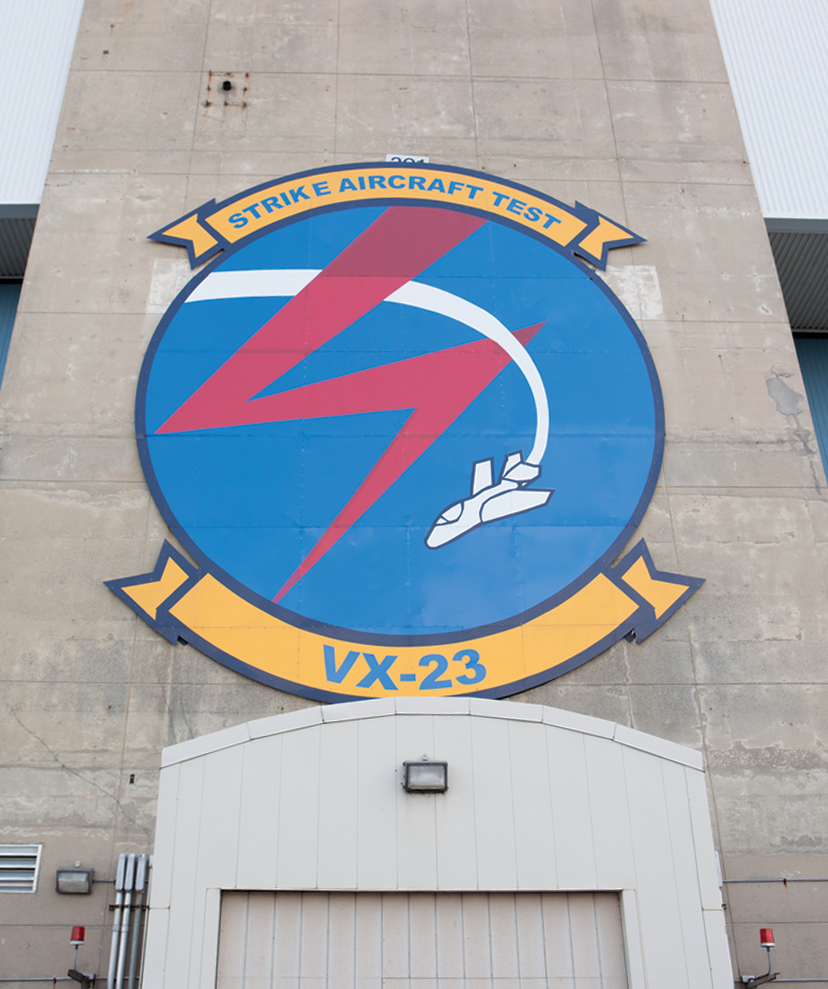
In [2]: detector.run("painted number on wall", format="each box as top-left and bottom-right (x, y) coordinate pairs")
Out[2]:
(324, 645), (486, 689)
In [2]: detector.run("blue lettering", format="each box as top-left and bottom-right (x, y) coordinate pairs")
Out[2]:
(466, 184), (484, 199)
(388, 174), (406, 189)
(506, 198), (526, 215)
(228, 213), (247, 228)
(357, 653), (398, 689)
(340, 177), (359, 192)
(261, 196), (283, 213)
(324, 645), (359, 684)
(289, 185), (310, 202)
(524, 206), (542, 222)
(358, 176), (366, 190)
(280, 193), (292, 207)
(427, 178), (446, 193)
(448, 181), (465, 195)
(543, 212), (562, 229)
(492, 191), (510, 207)
(368, 175), (387, 189)
(454, 649), (486, 685)
(312, 181), (331, 196)
(242, 203), (262, 219)
(408, 176), (426, 190)
(419, 654), (452, 690)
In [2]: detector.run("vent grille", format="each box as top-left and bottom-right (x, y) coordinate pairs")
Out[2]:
(0, 844), (42, 893)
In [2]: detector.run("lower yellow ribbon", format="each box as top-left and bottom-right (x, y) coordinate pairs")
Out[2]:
(107, 540), (702, 700)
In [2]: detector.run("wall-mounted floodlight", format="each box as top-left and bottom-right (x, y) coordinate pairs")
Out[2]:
(56, 868), (94, 894)
(402, 761), (448, 792)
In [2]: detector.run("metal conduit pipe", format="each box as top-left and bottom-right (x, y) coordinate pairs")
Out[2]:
(115, 854), (136, 989)
(106, 854), (127, 989)
(126, 855), (148, 989)
(723, 878), (828, 883)
(136, 855), (153, 988)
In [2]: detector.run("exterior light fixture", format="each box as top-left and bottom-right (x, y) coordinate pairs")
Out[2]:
(56, 867), (94, 894)
(69, 926), (85, 971)
(402, 760), (448, 792)
(741, 927), (778, 988)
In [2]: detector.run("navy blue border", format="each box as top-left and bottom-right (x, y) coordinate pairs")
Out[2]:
(117, 163), (679, 700)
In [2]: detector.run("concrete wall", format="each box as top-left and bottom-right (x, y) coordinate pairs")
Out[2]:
(1, 0), (826, 984)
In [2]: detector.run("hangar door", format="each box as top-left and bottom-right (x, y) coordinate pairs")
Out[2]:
(216, 891), (628, 988)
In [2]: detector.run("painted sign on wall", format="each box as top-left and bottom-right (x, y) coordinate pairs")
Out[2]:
(108, 163), (702, 701)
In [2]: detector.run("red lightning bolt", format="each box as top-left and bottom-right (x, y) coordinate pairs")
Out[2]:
(156, 206), (543, 602)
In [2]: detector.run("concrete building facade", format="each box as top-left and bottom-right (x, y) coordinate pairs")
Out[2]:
(2, 0), (827, 986)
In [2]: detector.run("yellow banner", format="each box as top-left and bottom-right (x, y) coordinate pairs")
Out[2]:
(107, 541), (702, 700)
(150, 163), (642, 270)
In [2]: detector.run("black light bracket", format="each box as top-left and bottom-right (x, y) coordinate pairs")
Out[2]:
(742, 973), (778, 988)
(67, 969), (95, 988)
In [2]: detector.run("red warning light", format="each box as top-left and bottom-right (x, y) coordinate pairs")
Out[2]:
(70, 926), (85, 945)
(759, 928), (775, 947)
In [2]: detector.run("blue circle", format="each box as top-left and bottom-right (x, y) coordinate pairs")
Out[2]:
(138, 203), (662, 642)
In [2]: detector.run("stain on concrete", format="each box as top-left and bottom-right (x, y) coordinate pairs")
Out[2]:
(601, 264), (665, 321)
(767, 374), (817, 458)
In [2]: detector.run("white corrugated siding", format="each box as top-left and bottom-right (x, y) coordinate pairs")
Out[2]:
(709, 0), (828, 219)
(216, 891), (628, 989)
(0, 0), (85, 204)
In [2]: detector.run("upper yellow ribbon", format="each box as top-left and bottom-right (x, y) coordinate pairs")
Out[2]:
(150, 163), (643, 271)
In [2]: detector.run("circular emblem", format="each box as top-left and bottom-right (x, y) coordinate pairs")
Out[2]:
(130, 164), (671, 700)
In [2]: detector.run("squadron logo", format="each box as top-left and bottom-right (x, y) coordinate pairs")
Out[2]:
(109, 163), (703, 701)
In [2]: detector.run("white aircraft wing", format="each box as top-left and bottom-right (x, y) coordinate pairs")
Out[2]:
(471, 459), (494, 495)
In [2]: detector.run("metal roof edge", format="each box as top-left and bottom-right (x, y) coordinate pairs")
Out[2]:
(159, 698), (704, 772)
(766, 218), (828, 234)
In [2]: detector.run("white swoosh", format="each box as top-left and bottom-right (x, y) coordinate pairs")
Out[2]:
(185, 268), (549, 465)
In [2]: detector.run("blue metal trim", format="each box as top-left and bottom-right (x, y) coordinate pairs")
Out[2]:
(0, 283), (22, 391)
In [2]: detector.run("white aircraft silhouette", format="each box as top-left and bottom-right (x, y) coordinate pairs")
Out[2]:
(425, 452), (554, 549)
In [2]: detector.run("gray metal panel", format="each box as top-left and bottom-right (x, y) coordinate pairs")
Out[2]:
(0, 283), (22, 391)
(216, 891), (629, 988)
(0, 0), (85, 204)
(768, 230), (828, 330)
(709, 0), (828, 219)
